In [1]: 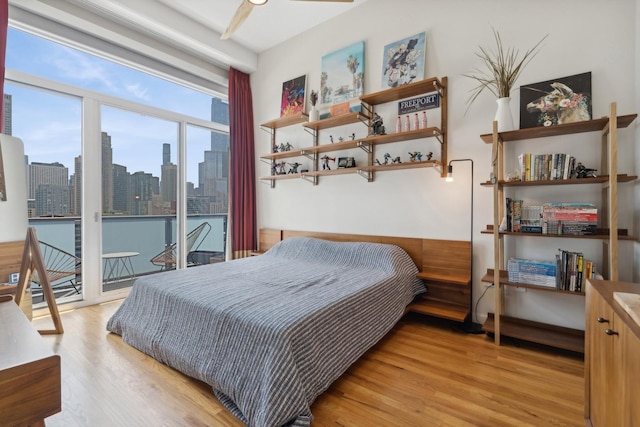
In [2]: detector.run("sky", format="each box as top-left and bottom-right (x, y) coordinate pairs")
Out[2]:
(5, 28), (221, 183)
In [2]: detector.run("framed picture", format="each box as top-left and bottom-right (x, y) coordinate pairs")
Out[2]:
(519, 72), (592, 129)
(320, 41), (365, 106)
(337, 157), (356, 168)
(280, 75), (307, 117)
(381, 32), (426, 89)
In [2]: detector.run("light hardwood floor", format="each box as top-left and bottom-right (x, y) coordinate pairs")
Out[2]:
(32, 301), (584, 427)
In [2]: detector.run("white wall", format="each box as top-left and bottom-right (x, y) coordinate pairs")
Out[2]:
(635, 0), (640, 283)
(0, 136), (28, 243)
(252, 0), (638, 329)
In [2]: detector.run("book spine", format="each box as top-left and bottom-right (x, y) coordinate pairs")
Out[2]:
(576, 254), (584, 292)
(512, 199), (522, 232)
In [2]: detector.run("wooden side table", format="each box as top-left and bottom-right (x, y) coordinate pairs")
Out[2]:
(0, 299), (61, 426)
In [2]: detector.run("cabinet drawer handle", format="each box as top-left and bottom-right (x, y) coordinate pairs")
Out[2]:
(605, 329), (619, 336)
(597, 317), (609, 323)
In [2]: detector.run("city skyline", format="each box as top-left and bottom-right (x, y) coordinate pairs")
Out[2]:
(24, 107), (229, 217)
(4, 27), (230, 217)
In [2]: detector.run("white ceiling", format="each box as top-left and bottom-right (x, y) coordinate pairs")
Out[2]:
(159, 0), (370, 54)
(10, 0), (369, 79)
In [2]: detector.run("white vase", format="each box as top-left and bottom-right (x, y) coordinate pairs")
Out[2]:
(494, 97), (515, 132)
(309, 107), (319, 122)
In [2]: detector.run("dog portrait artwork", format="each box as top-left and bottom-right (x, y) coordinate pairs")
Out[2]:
(519, 72), (592, 129)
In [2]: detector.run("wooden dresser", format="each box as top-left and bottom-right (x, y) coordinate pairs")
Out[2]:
(0, 299), (61, 426)
(585, 279), (640, 427)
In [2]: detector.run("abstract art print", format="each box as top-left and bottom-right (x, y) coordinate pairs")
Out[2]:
(320, 41), (365, 106)
(519, 72), (592, 129)
(381, 32), (426, 89)
(280, 75), (306, 117)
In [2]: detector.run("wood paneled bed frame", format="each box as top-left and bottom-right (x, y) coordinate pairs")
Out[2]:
(256, 229), (472, 323)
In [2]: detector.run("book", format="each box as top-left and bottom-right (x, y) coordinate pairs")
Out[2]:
(542, 203), (598, 235)
(508, 258), (557, 287)
(557, 249), (589, 292)
(512, 199), (522, 232)
(515, 152), (577, 181)
(518, 153), (526, 181)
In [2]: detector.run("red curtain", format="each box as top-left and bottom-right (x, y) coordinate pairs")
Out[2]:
(228, 67), (257, 259)
(0, 0), (7, 134)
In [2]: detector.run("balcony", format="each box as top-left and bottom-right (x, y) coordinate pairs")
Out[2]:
(28, 214), (227, 306)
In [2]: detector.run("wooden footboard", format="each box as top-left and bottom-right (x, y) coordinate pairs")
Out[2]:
(257, 229), (471, 323)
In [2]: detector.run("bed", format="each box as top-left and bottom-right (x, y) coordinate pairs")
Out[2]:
(107, 235), (424, 427)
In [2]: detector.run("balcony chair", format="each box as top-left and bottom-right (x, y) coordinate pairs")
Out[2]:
(32, 241), (82, 298)
(150, 222), (212, 270)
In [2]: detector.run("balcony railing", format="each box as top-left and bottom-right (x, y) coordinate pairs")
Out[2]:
(28, 214), (227, 305)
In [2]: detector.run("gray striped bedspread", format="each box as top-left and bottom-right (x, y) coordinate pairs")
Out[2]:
(106, 236), (424, 427)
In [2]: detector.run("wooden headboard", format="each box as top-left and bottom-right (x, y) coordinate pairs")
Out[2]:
(258, 229), (472, 322)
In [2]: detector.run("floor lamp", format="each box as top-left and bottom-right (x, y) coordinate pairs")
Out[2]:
(446, 158), (483, 333)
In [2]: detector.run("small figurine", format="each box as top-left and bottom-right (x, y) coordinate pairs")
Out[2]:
(375, 153), (390, 165)
(376, 153), (400, 165)
(408, 151), (423, 162)
(272, 144), (279, 153)
(321, 155), (336, 170)
(287, 162), (302, 174)
(425, 151), (433, 161)
(573, 162), (597, 178)
(284, 142), (293, 151)
(338, 136), (344, 143)
(370, 112), (386, 136)
(350, 133), (356, 141)
(329, 135), (334, 144)
(276, 161), (287, 175)
(271, 162), (278, 175)
(278, 143), (286, 152)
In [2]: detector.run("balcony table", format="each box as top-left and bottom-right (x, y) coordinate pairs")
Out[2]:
(102, 251), (139, 284)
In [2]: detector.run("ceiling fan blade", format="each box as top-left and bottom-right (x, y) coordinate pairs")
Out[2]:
(221, 0), (255, 40)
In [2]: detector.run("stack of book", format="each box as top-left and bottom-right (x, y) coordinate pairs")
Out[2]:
(517, 153), (576, 181)
(504, 198), (523, 232)
(521, 205), (543, 233)
(507, 258), (557, 288)
(542, 203), (598, 235)
(556, 249), (596, 292)
(504, 199), (543, 233)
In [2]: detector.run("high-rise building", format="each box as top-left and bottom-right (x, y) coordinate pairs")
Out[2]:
(160, 162), (177, 206)
(27, 199), (36, 218)
(129, 171), (156, 215)
(28, 161), (68, 200)
(112, 163), (130, 213)
(101, 132), (114, 213)
(3, 94), (12, 135)
(211, 97), (229, 126)
(196, 97), (229, 213)
(35, 184), (70, 216)
(162, 143), (171, 166)
(73, 156), (82, 215)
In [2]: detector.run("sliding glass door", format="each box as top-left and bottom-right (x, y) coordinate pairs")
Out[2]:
(100, 106), (178, 293)
(5, 83), (83, 306)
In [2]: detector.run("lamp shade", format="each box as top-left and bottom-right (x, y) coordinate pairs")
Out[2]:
(0, 135), (28, 243)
